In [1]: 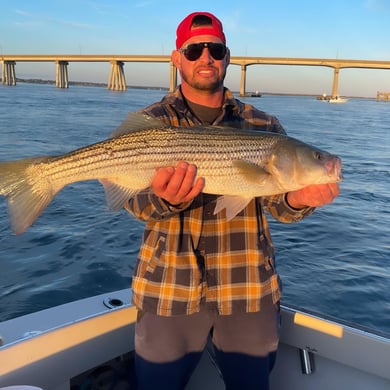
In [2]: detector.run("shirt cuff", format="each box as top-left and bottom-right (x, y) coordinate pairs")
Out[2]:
(148, 191), (192, 216)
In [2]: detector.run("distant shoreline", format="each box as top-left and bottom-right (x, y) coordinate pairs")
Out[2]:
(2, 77), (376, 99)
(12, 77), (170, 91)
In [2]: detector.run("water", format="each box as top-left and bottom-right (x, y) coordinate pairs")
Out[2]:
(0, 83), (389, 336)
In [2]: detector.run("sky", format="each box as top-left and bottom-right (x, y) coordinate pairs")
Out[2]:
(1, 0), (390, 97)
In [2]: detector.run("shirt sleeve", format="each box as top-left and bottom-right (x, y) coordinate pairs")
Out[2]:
(260, 193), (315, 223)
(124, 188), (193, 222)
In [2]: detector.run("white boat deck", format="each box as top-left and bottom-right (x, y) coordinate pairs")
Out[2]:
(1, 289), (389, 390)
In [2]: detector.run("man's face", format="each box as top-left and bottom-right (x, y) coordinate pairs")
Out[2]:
(173, 34), (230, 93)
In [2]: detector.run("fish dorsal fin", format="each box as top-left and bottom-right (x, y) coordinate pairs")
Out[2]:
(232, 160), (270, 184)
(99, 178), (140, 211)
(214, 195), (253, 220)
(110, 112), (168, 138)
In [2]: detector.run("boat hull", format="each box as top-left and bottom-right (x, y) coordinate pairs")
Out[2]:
(0, 289), (389, 389)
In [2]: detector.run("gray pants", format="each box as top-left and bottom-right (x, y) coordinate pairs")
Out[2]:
(135, 296), (280, 389)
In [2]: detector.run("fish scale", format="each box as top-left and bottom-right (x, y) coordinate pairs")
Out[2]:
(0, 113), (342, 234)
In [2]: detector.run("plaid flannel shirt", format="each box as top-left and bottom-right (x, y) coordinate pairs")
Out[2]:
(125, 87), (314, 316)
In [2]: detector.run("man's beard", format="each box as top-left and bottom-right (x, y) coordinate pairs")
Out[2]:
(181, 67), (226, 93)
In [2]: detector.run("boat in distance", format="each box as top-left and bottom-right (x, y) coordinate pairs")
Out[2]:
(328, 96), (349, 104)
(317, 93), (348, 103)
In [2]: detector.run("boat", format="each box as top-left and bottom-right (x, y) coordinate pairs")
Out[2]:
(328, 96), (348, 104)
(246, 91), (262, 97)
(317, 93), (329, 101)
(316, 94), (348, 103)
(0, 288), (389, 389)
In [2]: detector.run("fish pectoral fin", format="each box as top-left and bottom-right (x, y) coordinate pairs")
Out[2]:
(110, 112), (168, 137)
(214, 196), (253, 220)
(99, 178), (140, 211)
(232, 160), (271, 184)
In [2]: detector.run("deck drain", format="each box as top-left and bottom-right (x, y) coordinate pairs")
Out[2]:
(103, 297), (124, 309)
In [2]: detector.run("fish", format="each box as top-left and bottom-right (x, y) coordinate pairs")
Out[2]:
(0, 112), (342, 234)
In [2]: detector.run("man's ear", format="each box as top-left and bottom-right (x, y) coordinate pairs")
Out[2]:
(172, 49), (182, 70)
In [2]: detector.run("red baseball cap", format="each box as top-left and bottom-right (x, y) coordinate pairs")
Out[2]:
(176, 12), (226, 49)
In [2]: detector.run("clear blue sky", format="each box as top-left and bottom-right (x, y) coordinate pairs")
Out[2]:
(1, 0), (390, 97)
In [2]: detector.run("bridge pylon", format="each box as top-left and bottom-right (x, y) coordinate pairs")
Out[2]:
(239, 65), (247, 97)
(169, 61), (177, 92)
(331, 67), (340, 98)
(1, 61), (17, 86)
(56, 61), (69, 88)
(108, 61), (127, 91)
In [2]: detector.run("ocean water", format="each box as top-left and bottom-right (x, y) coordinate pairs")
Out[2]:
(0, 83), (389, 336)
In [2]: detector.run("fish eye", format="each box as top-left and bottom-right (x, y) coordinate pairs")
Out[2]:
(313, 151), (323, 160)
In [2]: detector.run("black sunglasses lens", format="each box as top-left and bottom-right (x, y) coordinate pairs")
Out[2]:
(184, 44), (204, 61)
(209, 43), (226, 60)
(183, 43), (226, 61)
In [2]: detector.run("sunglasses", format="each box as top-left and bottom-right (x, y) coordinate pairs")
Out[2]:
(179, 42), (227, 61)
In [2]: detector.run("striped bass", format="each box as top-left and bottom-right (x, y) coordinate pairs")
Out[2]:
(0, 113), (342, 234)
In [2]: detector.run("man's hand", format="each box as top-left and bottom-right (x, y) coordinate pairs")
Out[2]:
(286, 183), (340, 209)
(152, 161), (205, 205)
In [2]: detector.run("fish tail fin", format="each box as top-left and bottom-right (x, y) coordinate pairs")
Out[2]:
(0, 157), (57, 234)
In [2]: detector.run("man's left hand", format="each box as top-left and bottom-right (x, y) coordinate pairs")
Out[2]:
(286, 183), (340, 209)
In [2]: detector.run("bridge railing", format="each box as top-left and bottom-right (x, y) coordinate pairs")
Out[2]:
(1, 55), (390, 96)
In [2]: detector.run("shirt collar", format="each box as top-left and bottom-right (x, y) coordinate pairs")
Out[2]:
(165, 86), (240, 114)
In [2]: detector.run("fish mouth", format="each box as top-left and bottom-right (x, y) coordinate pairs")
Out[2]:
(325, 156), (343, 181)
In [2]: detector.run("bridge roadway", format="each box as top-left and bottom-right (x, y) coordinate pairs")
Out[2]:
(2, 54), (390, 96)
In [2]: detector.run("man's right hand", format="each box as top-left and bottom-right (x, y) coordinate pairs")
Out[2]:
(151, 161), (205, 205)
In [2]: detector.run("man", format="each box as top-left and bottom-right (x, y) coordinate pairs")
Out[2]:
(125, 11), (339, 389)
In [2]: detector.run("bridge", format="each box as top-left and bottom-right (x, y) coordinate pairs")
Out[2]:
(1, 54), (390, 97)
